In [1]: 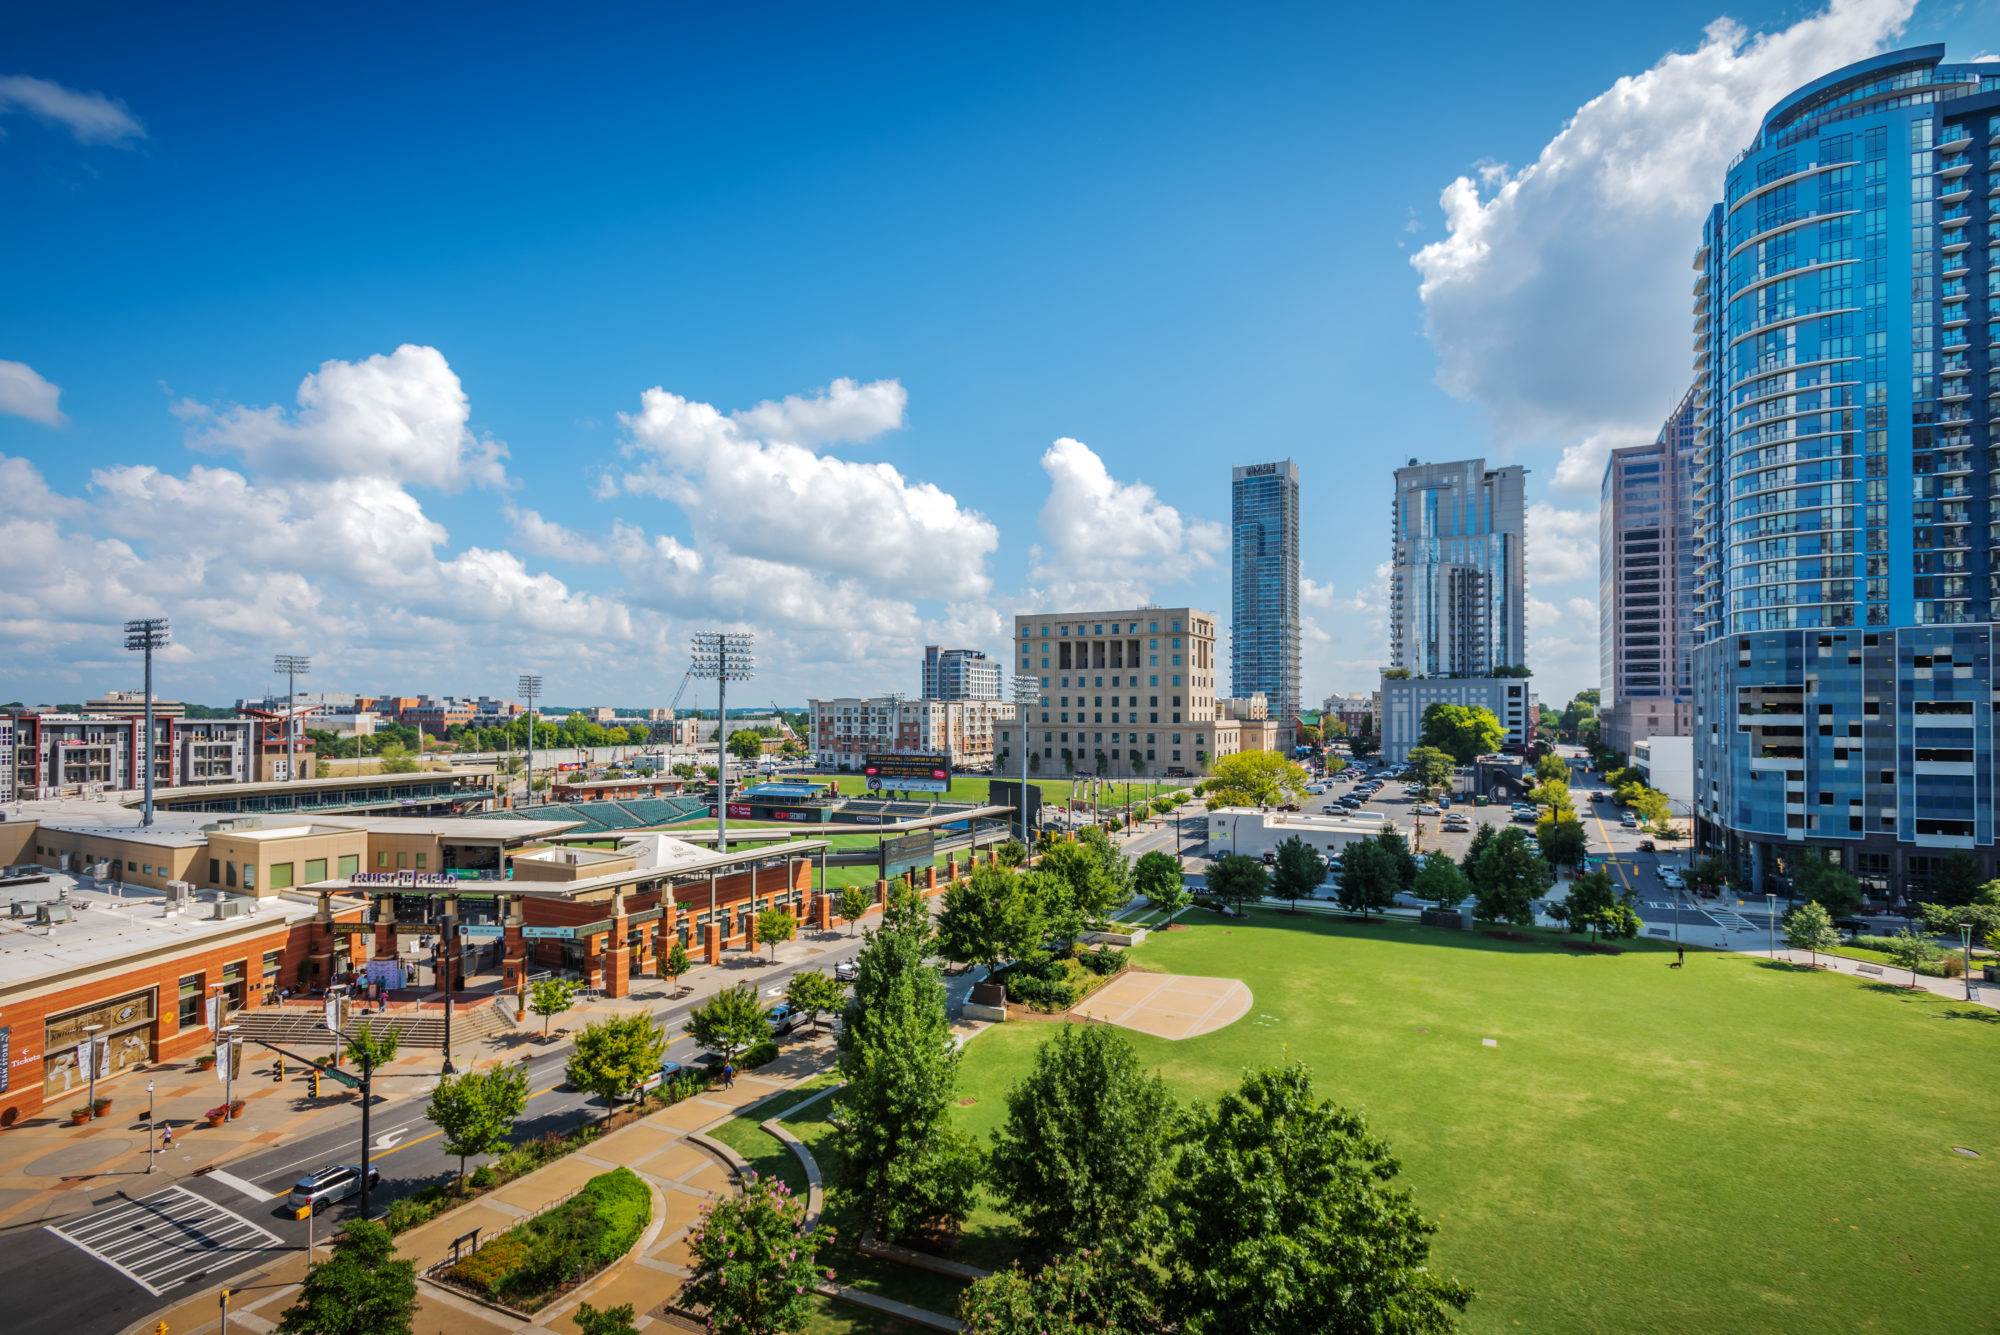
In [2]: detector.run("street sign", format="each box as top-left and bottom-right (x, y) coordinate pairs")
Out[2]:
(316, 1063), (359, 1090)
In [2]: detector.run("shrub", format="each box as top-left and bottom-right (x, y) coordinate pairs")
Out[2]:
(384, 1197), (436, 1234)
(450, 1234), (531, 1295)
(452, 1168), (652, 1310)
(741, 1038), (779, 1068)
(1079, 946), (1124, 976)
(470, 1164), (499, 1191)
(1850, 933), (1902, 953)
(1939, 954), (1966, 979)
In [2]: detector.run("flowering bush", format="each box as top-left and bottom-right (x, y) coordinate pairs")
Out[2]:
(680, 1172), (820, 1335)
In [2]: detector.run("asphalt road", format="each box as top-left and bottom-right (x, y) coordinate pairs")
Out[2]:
(3, 931), (877, 1335)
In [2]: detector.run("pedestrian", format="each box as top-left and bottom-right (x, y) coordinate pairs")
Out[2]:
(723, 1063), (736, 1088)
(1676, 945), (1685, 967)
(161, 1121), (173, 1150)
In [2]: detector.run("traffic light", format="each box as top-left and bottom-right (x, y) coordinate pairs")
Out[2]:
(309, 1067), (321, 1098)
(273, 1055), (284, 1082)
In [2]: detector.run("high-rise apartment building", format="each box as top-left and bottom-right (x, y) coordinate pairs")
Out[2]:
(1599, 389), (1698, 754)
(809, 696), (1012, 769)
(1389, 458), (1526, 677)
(921, 646), (1001, 701)
(1230, 461), (1300, 739)
(1009, 607), (1234, 775)
(1689, 46), (2000, 902)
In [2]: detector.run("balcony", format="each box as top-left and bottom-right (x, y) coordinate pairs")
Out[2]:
(1944, 262), (1970, 279)
(1941, 186), (1973, 206)
(1944, 236), (1971, 254)
(1942, 385), (1973, 403)
(1937, 134), (1973, 155)
(1937, 155), (1972, 178)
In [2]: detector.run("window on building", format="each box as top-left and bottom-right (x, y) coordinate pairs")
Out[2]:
(305, 857), (327, 883)
(338, 854), (360, 877)
(225, 861), (237, 887)
(269, 862), (294, 889)
(397, 852), (408, 869)
(177, 974), (203, 1028)
(209, 858), (220, 883)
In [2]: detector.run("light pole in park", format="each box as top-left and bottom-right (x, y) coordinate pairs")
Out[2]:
(1766, 893), (1777, 956)
(1962, 923), (1976, 1001)
(691, 632), (754, 854)
(1011, 671), (1038, 846)
(123, 617), (170, 826)
(518, 675), (542, 807)
(274, 654), (310, 781)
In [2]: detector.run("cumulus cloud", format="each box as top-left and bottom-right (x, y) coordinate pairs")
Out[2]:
(1411, 0), (1912, 446)
(180, 344), (508, 491)
(1551, 425), (1656, 497)
(1301, 576), (1337, 608)
(1027, 437), (1223, 607)
(730, 376), (907, 447)
(0, 360), (66, 426)
(506, 503), (609, 564)
(0, 74), (144, 145)
(1525, 502), (1598, 584)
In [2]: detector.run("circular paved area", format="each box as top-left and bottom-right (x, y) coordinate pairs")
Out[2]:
(1070, 971), (1251, 1040)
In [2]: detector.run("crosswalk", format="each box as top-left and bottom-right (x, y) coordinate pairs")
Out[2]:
(1708, 906), (1757, 932)
(46, 1186), (280, 1295)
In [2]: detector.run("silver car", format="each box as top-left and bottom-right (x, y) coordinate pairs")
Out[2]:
(288, 1163), (380, 1213)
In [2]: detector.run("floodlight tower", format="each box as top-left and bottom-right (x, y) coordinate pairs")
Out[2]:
(123, 618), (171, 826)
(518, 675), (543, 806)
(690, 632), (755, 853)
(1012, 670), (1039, 846)
(273, 654), (310, 781)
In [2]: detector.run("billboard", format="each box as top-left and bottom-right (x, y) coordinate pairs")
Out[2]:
(880, 830), (936, 879)
(863, 752), (950, 793)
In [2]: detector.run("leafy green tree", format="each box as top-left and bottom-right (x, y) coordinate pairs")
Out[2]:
(565, 1013), (668, 1107)
(785, 968), (846, 1035)
(1791, 851), (1862, 918)
(1551, 869), (1637, 941)
(1619, 783), (1672, 828)
(1888, 927), (1940, 988)
(1413, 852), (1468, 910)
(1469, 825), (1546, 927)
(987, 1024), (1175, 1259)
(425, 1064), (530, 1186)
(572, 1303), (641, 1335)
(1161, 1063), (1473, 1335)
(755, 907), (796, 961)
(274, 1219), (418, 1335)
(725, 727), (765, 763)
(1534, 752), (1570, 784)
(343, 1018), (404, 1070)
(1917, 883), (2000, 943)
(684, 983), (770, 1064)
(1928, 851), (1985, 907)
(682, 1173), (820, 1335)
(528, 977), (575, 1036)
(1036, 841), (1122, 931)
(1203, 853), (1269, 915)
(1406, 745), (1455, 796)
(1133, 849), (1186, 911)
(995, 839), (1028, 868)
(378, 743), (419, 775)
(836, 882), (874, 935)
(1419, 703), (1506, 765)
(833, 903), (983, 1238)
(660, 937), (691, 993)
(1334, 838), (1389, 919)
(1689, 855), (1729, 894)
(1535, 813), (1588, 871)
(958, 1248), (1159, 1334)
(1783, 901), (1841, 968)
(1271, 835), (1328, 911)
(1459, 822), (1496, 884)
(936, 865), (1047, 972)
(1203, 751), (1311, 808)
(1372, 827), (1417, 897)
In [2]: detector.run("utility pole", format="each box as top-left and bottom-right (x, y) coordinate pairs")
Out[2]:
(518, 675), (542, 807)
(83, 1025), (101, 1118)
(439, 913), (457, 1074)
(691, 633), (755, 854)
(123, 618), (170, 826)
(323, 1021), (380, 1219)
(146, 1079), (156, 1172)
(274, 654), (310, 781)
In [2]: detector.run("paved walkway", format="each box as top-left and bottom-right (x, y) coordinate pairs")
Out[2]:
(1754, 947), (1997, 1009)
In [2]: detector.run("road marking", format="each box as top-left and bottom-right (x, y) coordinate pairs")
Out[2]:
(48, 1186), (280, 1296)
(371, 1130), (406, 1150)
(202, 1170), (273, 1204)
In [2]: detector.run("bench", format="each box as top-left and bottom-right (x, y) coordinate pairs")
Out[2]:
(1856, 963), (1883, 976)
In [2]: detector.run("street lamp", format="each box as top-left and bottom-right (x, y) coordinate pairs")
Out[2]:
(1961, 923), (1975, 1001)
(690, 632), (755, 854)
(437, 914), (458, 1074)
(123, 617), (170, 826)
(517, 675), (542, 807)
(1766, 893), (1777, 956)
(82, 1024), (102, 1118)
(1011, 671), (1038, 847)
(146, 1079), (156, 1172)
(322, 1021), (381, 1219)
(273, 654), (310, 781)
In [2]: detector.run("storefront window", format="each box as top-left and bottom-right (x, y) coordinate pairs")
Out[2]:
(177, 974), (203, 1028)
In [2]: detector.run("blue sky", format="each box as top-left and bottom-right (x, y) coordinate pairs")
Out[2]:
(1, 0), (1991, 710)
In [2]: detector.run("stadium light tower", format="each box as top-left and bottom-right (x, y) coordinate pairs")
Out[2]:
(123, 617), (171, 826)
(273, 654), (310, 781)
(690, 632), (755, 854)
(517, 674), (543, 806)
(1012, 669), (1039, 846)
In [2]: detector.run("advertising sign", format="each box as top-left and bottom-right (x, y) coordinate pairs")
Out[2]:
(863, 752), (950, 793)
(880, 830), (936, 879)
(522, 926), (576, 940)
(727, 803), (754, 819)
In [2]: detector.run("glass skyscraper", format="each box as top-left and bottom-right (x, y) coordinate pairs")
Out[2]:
(1690, 45), (2000, 902)
(1230, 461), (1300, 732)
(1389, 458), (1526, 677)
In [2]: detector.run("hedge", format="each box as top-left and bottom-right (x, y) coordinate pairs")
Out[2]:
(448, 1166), (651, 1310)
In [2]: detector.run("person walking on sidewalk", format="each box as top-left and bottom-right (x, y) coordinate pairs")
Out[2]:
(722, 1063), (736, 1089)
(160, 1122), (173, 1150)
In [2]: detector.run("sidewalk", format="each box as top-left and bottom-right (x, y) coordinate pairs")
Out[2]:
(1754, 947), (1997, 1009)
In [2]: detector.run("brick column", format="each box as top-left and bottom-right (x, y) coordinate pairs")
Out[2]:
(742, 910), (759, 953)
(945, 856), (958, 883)
(797, 889), (816, 929)
(584, 933), (606, 991)
(703, 921), (723, 966)
(605, 923), (631, 999)
(373, 895), (396, 981)
(876, 878), (888, 906)
(501, 895), (528, 995)
(655, 896), (679, 977)
(817, 895), (833, 932)
(925, 865), (940, 896)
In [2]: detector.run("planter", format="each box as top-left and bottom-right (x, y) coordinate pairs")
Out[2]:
(91, 1098), (113, 1116)
(206, 1111), (227, 1128)
(516, 1010), (527, 1023)
(229, 1099), (246, 1117)
(194, 1056), (216, 1071)
(69, 1108), (91, 1126)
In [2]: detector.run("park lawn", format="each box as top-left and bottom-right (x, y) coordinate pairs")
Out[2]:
(950, 910), (2000, 1335)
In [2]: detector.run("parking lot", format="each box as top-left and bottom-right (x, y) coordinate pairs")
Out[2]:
(46, 1185), (280, 1296)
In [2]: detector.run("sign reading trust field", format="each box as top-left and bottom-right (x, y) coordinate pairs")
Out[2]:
(863, 752), (950, 793)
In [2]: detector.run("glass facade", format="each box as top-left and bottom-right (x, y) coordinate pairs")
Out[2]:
(1230, 461), (1300, 728)
(1691, 45), (2000, 900)
(1390, 458), (1525, 676)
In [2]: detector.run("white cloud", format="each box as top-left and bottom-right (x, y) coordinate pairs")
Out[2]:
(1526, 596), (1560, 631)
(0, 74), (144, 145)
(1551, 425), (1655, 497)
(180, 344), (508, 491)
(506, 504), (608, 565)
(1411, 0), (1912, 445)
(730, 376), (907, 447)
(0, 360), (65, 426)
(1027, 437), (1223, 607)
(1525, 502), (1598, 584)
(1301, 576), (1337, 608)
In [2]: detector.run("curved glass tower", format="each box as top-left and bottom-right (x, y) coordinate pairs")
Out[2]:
(1691, 46), (2000, 903)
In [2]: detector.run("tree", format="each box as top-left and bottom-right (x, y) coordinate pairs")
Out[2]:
(681, 1172), (820, 1335)
(1783, 901), (1841, 968)
(785, 968), (846, 1035)
(1469, 826), (1546, 927)
(572, 1303), (641, 1335)
(958, 1248), (1159, 1335)
(936, 865), (1047, 973)
(1204, 853), (1269, 915)
(725, 727), (765, 764)
(833, 903), (983, 1238)
(1296, 722), (1322, 748)
(344, 1018), (403, 1070)
(995, 839), (1028, 868)
(1619, 783), (1671, 829)
(1372, 827), (1418, 898)
(755, 907), (796, 961)
(1528, 777), (1573, 815)
(1271, 836), (1328, 911)
(1689, 855), (1729, 895)
(1459, 822), (1496, 883)
(1535, 813), (1588, 871)
(1413, 852), (1468, 910)
(528, 978), (575, 1036)
(684, 983), (770, 1064)
(377, 742), (419, 775)
(274, 1218), (418, 1335)
(1161, 1063), (1473, 1335)
(565, 1013), (668, 1107)
(1791, 851), (1862, 918)
(1203, 750), (1311, 808)
(836, 882), (873, 935)
(988, 1024), (1175, 1259)
(1419, 703), (1506, 765)
(1405, 745), (1455, 797)
(1133, 849), (1186, 911)
(1036, 841), (1124, 931)
(1917, 883), (2000, 944)
(1929, 851), (1985, 907)
(1534, 752), (1570, 785)
(1334, 839), (1389, 919)
(660, 937), (691, 994)
(425, 1064), (529, 1186)
(1888, 927), (1940, 988)
(1551, 869), (1637, 941)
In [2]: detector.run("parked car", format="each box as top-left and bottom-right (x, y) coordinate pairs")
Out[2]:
(1414, 804), (1440, 816)
(767, 1003), (805, 1036)
(1659, 870), (1685, 889)
(288, 1164), (381, 1214)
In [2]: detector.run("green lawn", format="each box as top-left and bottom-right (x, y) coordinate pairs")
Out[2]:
(949, 910), (2000, 1335)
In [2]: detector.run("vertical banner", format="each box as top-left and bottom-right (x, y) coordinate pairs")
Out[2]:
(216, 1041), (229, 1084)
(324, 996), (340, 1036)
(206, 995), (221, 1035)
(94, 1036), (110, 1079)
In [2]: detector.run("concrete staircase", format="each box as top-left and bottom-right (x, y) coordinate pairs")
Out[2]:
(225, 1001), (518, 1050)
